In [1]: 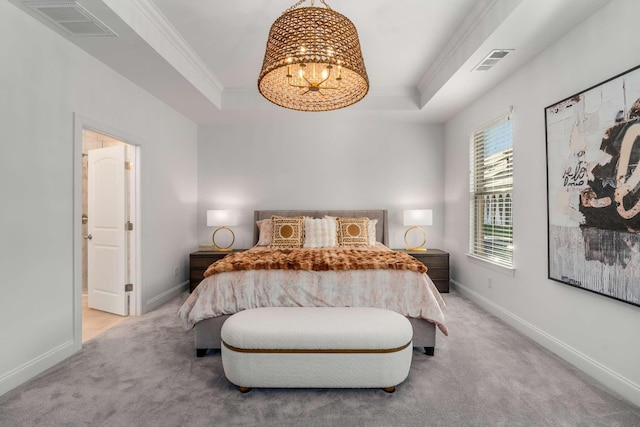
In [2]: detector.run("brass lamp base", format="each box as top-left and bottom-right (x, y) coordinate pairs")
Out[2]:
(404, 226), (427, 252)
(212, 226), (235, 251)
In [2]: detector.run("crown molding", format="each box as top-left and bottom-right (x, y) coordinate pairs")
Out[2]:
(113, 0), (224, 108)
(417, 0), (500, 96)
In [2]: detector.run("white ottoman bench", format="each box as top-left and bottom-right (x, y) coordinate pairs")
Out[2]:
(220, 307), (413, 393)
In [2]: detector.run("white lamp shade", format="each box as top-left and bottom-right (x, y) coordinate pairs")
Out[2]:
(403, 209), (433, 226)
(207, 210), (238, 227)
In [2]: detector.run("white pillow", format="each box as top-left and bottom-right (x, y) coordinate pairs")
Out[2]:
(368, 219), (378, 245)
(303, 218), (337, 248)
(256, 219), (273, 246)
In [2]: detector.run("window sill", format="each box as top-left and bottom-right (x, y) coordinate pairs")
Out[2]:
(466, 253), (516, 277)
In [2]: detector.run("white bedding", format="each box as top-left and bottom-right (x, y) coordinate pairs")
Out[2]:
(178, 267), (448, 335)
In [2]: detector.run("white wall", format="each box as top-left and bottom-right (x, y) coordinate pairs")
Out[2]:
(444, 0), (640, 406)
(0, 1), (198, 395)
(198, 118), (444, 249)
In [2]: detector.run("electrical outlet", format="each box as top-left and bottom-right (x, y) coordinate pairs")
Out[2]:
(487, 276), (493, 288)
(174, 266), (179, 277)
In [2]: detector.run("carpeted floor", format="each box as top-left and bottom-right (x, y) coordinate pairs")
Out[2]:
(1, 290), (638, 427)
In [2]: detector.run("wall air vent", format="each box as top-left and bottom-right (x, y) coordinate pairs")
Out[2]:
(24, 1), (117, 37)
(472, 49), (513, 72)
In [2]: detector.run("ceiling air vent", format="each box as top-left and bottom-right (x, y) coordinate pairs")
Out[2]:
(472, 49), (513, 72)
(24, 1), (117, 37)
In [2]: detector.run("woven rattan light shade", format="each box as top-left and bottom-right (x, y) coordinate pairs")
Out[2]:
(258, 5), (369, 112)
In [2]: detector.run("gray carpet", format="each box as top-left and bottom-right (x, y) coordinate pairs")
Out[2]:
(1, 291), (638, 427)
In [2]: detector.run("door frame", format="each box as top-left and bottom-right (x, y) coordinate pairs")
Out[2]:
(73, 113), (142, 349)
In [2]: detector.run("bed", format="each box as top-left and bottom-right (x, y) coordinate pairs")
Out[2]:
(178, 209), (447, 356)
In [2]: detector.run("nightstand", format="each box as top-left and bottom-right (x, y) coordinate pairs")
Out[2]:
(189, 250), (245, 292)
(400, 249), (450, 293)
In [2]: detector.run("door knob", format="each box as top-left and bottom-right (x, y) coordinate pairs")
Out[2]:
(84, 234), (93, 240)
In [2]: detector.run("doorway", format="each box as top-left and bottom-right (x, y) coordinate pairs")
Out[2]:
(78, 127), (141, 343)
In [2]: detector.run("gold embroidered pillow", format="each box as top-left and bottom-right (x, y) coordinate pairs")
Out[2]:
(336, 217), (370, 247)
(270, 216), (304, 248)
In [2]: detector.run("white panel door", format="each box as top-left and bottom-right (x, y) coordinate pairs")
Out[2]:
(87, 145), (127, 316)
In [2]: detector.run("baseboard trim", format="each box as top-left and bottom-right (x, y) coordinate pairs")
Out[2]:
(144, 280), (189, 313)
(0, 339), (77, 397)
(451, 280), (640, 407)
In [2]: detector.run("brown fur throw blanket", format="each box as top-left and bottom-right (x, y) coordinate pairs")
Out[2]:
(204, 247), (427, 277)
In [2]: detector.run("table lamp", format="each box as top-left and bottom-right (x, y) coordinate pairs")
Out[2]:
(207, 210), (238, 251)
(403, 209), (433, 252)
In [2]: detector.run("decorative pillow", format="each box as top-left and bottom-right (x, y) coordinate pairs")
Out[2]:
(303, 218), (337, 248)
(324, 215), (339, 240)
(336, 217), (370, 247)
(270, 216), (304, 248)
(368, 219), (378, 245)
(256, 219), (273, 246)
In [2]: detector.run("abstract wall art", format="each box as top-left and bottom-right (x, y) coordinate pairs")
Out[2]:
(545, 64), (640, 307)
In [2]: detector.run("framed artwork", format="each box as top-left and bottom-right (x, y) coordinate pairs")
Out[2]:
(545, 64), (640, 307)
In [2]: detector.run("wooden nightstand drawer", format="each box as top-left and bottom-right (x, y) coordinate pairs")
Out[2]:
(425, 268), (448, 281)
(400, 249), (450, 293)
(189, 250), (245, 292)
(190, 255), (225, 269)
(190, 268), (207, 282)
(432, 280), (449, 293)
(412, 255), (448, 269)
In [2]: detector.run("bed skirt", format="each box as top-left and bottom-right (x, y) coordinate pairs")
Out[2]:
(194, 315), (436, 355)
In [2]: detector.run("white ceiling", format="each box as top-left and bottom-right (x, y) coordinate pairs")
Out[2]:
(11, 0), (612, 125)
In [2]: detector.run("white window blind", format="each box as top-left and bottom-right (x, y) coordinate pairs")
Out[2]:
(469, 110), (513, 268)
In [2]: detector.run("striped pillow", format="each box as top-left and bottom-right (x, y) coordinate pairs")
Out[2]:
(303, 218), (336, 248)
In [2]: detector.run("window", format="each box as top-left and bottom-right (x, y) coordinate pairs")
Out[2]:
(469, 110), (513, 268)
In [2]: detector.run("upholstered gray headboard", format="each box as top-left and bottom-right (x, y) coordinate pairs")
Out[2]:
(253, 210), (389, 246)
